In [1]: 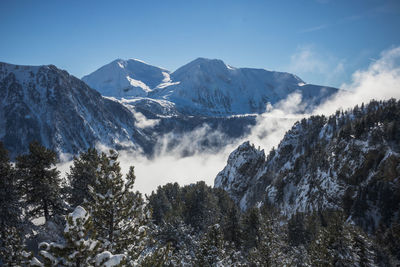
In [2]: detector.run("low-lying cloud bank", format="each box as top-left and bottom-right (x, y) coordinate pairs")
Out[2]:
(58, 46), (400, 195)
(313, 46), (400, 115)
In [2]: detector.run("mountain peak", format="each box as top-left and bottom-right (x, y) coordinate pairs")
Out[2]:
(214, 140), (266, 207)
(192, 57), (225, 64)
(171, 57), (231, 82)
(112, 58), (166, 70)
(82, 58), (170, 97)
(183, 57), (227, 69)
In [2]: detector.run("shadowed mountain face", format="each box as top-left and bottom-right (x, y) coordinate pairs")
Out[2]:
(85, 57), (340, 116)
(0, 62), (152, 158)
(0, 62), (258, 158)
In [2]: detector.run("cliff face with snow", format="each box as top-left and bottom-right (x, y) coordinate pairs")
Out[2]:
(0, 62), (150, 157)
(84, 57), (339, 116)
(215, 100), (400, 232)
(214, 141), (266, 205)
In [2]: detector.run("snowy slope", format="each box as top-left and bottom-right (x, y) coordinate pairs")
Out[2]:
(150, 58), (339, 116)
(84, 57), (339, 116)
(0, 62), (152, 158)
(82, 59), (170, 97)
(215, 100), (400, 232)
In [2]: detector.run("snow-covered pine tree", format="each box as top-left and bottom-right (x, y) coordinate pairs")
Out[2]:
(0, 226), (41, 266)
(195, 223), (246, 266)
(38, 206), (103, 266)
(16, 141), (62, 223)
(158, 220), (198, 265)
(247, 206), (294, 266)
(308, 223), (333, 267)
(308, 211), (378, 266)
(87, 150), (161, 264)
(349, 224), (377, 267)
(67, 148), (102, 207)
(195, 224), (225, 266)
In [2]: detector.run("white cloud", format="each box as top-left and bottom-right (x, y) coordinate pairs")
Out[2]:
(245, 93), (307, 153)
(289, 45), (346, 86)
(116, 94), (309, 195)
(118, 148), (232, 196)
(58, 46), (400, 195)
(130, 110), (159, 129)
(90, 125), (241, 195)
(313, 46), (400, 115)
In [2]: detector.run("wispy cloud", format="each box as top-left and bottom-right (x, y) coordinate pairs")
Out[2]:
(313, 46), (400, 114)
(299, 24), (328, 33)
(301, 1), (398, 35)
(299, 12), (364, 34)
(288, 44), (346, 86)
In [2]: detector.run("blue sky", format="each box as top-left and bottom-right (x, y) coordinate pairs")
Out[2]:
(0, 0), (399, 87)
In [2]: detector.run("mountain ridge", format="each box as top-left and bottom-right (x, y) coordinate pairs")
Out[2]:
(84, 57), (340, 116)
(215, 99), (400, 232)
(0, 61), (152, 158)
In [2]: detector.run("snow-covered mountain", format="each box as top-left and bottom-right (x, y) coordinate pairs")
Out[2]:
(215, 99), (400, 232)
(151, 58), (339, 115)
(0, 62), (258, 158)
(82, 59), (170, 98)
(85, 57), (340, 116)
(0, 62), (152, 158)
(1, 58), (342, 158)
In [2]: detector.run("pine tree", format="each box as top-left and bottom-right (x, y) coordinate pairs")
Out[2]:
(349, 224), (377, 267)
(241, 207), (262, 250)
(195, 224), (225, 266)
(0, 143), (42, 266)
(183, 181), (219, 231)
(308, 211), (377, 266)
(0, 226), (41, 266)
(223, 205), (242, 249)
(39, 206), (102, 266)
(16, 141), (62, 222)
(308, 224), (333, 266)
(288, 212), (310, 246)
(0, 142), (21, 239)
(158, 220), (197, 265)
(86, 150), (158, 264)
(67, 148), (102, 207)
(247, 207), (293, 266)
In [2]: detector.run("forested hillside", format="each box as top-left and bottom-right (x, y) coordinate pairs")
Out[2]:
(1, 99), (400, 266)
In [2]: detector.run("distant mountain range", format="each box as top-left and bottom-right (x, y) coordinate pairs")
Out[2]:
(83, 58), (339, 116)
(1, 58), (339, 157)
